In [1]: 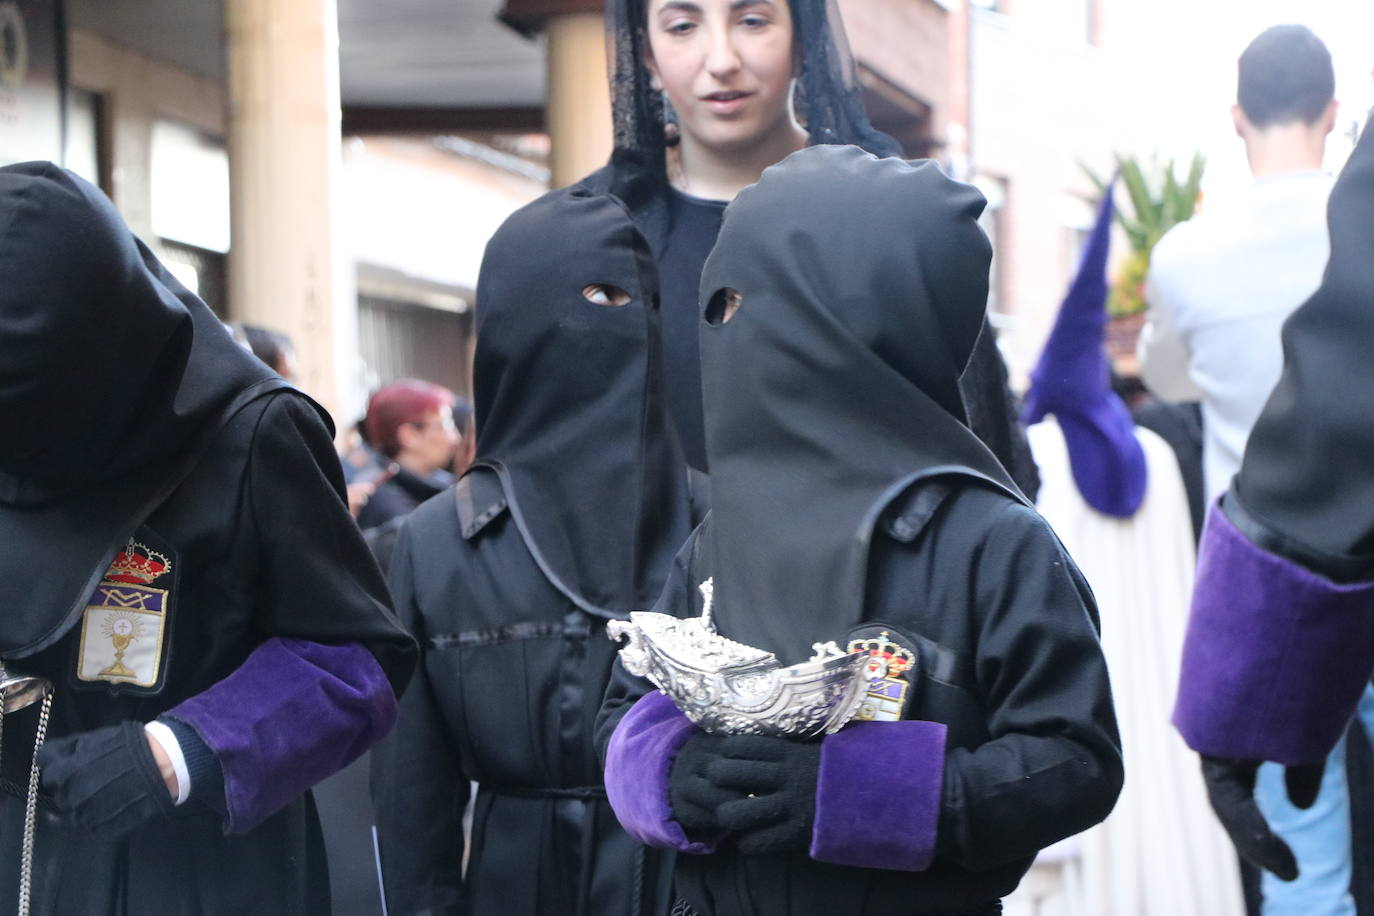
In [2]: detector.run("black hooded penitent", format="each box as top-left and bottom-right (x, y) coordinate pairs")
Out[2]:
(698, 145), (1023, 665)
(596, 0), (1038, 494)
(0, 162), (287, 656)
(471, 189), (692, 615)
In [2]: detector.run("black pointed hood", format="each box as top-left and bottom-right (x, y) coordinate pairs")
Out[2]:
(698, 146), (1023, 664)
(0, 162), (290, 655)
(471, 189), (692, 616)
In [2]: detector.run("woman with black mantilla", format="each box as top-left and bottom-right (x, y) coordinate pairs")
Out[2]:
(510, 0), (1038, 500)
(597, 146), (1121, 916)
(369, 192), (693, 915)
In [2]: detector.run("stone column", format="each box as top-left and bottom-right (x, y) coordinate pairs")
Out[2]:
(502, 0), (612, 188)
(224, 0), (357, 423)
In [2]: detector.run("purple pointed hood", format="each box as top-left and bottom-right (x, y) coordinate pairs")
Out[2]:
(1021, 184), (1146, 518)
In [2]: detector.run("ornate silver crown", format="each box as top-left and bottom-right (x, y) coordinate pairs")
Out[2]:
(607, 578), (869, 739)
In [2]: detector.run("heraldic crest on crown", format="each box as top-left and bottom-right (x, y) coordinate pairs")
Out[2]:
(846, 631), (916, 722)
(76, 538), (173, 690)
(607, 578), (870, 738)
(104, 540), (172, 584)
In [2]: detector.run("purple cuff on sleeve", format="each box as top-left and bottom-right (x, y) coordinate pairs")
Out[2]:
(604, 691), (718, 854)
(1174, 503), (1374, 765)
(810, 720), (947, 871)
(167, 637), (397, 833)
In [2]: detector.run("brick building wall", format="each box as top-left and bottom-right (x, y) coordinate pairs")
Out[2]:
(839, 0), (952, 146)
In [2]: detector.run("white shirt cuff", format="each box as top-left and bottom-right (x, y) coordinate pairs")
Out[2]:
(144, 720), (190, 806)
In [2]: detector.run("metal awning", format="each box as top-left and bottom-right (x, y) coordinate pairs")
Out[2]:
(67, 0), (547, 118)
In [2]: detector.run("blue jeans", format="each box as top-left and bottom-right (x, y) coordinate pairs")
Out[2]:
(1257, 684), (1374, 915)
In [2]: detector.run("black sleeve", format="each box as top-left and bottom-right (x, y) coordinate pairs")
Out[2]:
(370, 522), (470, 916)
(936, 502), (1123, 870)
(246, 393), (416, 691)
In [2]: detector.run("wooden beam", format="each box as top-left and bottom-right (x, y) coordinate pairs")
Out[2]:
(499, 0), (603, 37)
(342, 105), (544, 135)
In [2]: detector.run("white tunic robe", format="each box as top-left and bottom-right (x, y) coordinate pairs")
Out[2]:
(1006, 418), (1244, 916)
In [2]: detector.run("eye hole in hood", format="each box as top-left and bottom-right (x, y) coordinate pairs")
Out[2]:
(704, 287), (743, 326)
(582, 283), (632, 307)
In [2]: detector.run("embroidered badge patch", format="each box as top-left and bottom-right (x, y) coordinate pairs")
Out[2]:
(76, 540), (172, 689)
(847, 631), (915, 722)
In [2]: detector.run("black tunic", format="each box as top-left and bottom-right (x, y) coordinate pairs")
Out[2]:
(0, 392), (414, 915)
(372, 471), (675, 916)
(598, 481), (1122, 915)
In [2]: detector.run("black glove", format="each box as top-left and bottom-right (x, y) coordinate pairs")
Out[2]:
(670, 732), (732, 839)
(1200, 755), (1324, 882)
(708, 734), (821, 855)
(39, 721), (177, 840)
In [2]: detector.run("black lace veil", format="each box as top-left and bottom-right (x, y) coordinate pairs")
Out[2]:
(603, 0), (901, 207)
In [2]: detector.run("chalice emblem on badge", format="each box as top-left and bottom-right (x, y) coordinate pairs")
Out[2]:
(99, 612), (142, 679)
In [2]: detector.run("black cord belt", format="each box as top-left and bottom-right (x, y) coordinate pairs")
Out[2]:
(673, 900), (1001, 916)
(487, 784), (608, 801)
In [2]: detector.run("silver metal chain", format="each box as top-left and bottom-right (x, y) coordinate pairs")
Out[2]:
(17, 691), (51, 916)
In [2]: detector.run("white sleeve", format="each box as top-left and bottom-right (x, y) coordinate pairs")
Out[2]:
(1138, 265), (1205, 402)
(144, 720), (190, 805)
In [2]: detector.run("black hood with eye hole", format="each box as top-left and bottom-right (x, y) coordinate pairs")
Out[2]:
(0, 162), (291, 656)
(470, 189), (691, 616)
(697, 145), (1025, 665)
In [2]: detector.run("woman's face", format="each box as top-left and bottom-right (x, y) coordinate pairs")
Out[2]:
(644, 0), (798, 156)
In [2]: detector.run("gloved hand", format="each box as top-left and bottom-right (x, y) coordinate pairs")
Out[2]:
(709, 734), (821, 855)
(39, 721), (177, 840)
(1201, 755), (1324, 882)
(670, 732), (731, 839)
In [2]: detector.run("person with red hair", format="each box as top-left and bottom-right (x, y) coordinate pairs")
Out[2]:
(357, 379), (461, 532)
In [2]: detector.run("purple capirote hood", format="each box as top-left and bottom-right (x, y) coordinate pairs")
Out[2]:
(1022, 184), (1146, 519)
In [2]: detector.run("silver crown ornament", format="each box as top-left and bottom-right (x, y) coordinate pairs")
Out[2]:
(606, 578), (869, 739)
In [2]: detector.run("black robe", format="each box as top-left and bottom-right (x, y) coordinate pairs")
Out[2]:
(598, 480), (1122, 915)
(0, 392), (413, 915)
(372, 470), (675, 915)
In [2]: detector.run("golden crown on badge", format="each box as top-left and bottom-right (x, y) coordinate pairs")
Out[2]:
(847, 631), (915, 680)
(105, 540), (172, 584)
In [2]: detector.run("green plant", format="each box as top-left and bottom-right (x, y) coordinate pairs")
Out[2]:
(1083, 151), (1205, 317)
